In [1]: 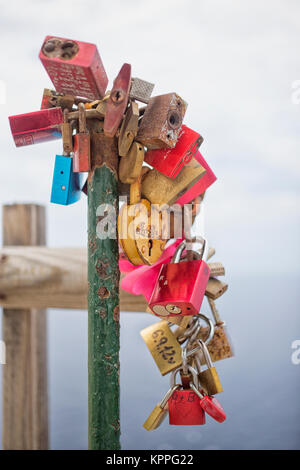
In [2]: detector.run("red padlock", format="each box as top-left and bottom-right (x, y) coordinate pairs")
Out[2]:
(168, 366), (205, 425)
(176, 151), (217, 206)
(73, 103), (91, 172)
(39, 36), (108, 100)
(104, 63), (131, 138)
(190, 383), (226, 423)
(149, 239), (210, 317)
(144, 125), (203, 179)
(8, 107), (63, 147)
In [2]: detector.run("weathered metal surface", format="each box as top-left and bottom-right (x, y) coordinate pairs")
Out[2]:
(130, 77), (154, 104)
(73, 103), (91, 172)
(87, 126), (120, 450)
(137, 93), (187, 149)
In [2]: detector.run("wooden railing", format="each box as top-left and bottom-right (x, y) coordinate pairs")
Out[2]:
(0, 203), (146, 450)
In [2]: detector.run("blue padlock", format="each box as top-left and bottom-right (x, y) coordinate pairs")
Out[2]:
(51, 155), (84, 205)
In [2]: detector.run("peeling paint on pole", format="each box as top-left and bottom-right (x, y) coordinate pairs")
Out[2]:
(88, 124), (120, 450)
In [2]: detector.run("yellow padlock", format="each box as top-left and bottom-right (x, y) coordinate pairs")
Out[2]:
(118, 170), (166, 265)
(140, 320), (183, 376)
(143, 385), (180, 431)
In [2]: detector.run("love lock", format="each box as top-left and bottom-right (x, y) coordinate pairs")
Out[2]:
(149, 238), (210, 317)
(168, 365), (205, 425)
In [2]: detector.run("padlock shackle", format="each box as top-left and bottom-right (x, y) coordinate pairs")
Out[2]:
(170, 365), (199, 390)
(171, 237), (208, 263)
(187, 236), (208, 261)
(178, 313), (214, 346)
(197, 339), (213, 369)
(190, 382), (205, 399)
(171, 240), (186, 263)
(159, 384), (180, 409)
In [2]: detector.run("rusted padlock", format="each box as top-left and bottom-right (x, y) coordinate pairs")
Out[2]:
(61, 109), (73, 155)
(73, 103), (91, 172)
(197, 298), (234, 363)
(137, 93), (187, 149)
(41, 88), (75, 111)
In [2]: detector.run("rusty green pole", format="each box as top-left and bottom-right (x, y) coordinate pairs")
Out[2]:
(87, 121), (120, 450)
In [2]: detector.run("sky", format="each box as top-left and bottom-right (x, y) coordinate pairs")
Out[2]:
(0, 0), (299, 275)
(0, 0), (299, 450)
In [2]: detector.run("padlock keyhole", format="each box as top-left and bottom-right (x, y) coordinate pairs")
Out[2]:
(148, 239), (153, 257)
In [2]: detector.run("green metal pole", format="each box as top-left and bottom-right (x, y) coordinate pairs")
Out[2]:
(88, 122), (120, 450)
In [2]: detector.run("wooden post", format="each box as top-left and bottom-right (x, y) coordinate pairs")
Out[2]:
(87, 123), (120, 449)
(2, 204), (48, 450)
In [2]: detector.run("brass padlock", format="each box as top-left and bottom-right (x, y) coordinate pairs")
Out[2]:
(207, 262), (225, 277)
(118, 100), (139, 157)
(119, 141), (144, 184)
(197, 339), (223, 396)
(137, 93), (187, 149)
(205, 278), (228, 300)
(141, 156), (206, 205)
(118, 172), (166, 265)
(140, 320), (183, 376)
(143, 385), (179, 431)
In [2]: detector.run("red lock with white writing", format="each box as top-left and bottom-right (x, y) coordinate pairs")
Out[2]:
(168, 366), (205, 425)
(39, 36), (108, 100)
(149, 238), (210, 317)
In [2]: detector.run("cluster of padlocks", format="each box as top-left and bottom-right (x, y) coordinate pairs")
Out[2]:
(121, 238), (232, 428)
(8, 36), (233, 428)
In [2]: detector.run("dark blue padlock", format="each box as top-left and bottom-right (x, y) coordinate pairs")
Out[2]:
(51, 155), (84, 205)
